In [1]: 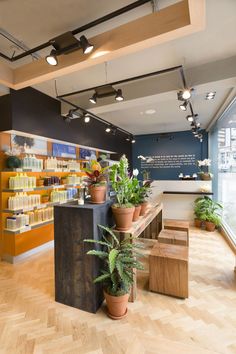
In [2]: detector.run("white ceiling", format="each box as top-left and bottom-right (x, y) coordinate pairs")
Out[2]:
(0, 0), (236, 134)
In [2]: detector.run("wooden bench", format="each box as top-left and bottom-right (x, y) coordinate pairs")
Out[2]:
(164, 219), (190, 246)
(158, 229), (188, 246)
(149, 242), (189, 298)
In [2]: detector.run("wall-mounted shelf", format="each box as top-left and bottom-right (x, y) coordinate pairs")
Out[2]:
(2, 198), (78, 213)
(4, 219), (54, 235)
(2, 169), (84, 173)
(163, 191), (213, 195)
(3, 184), (83, 193)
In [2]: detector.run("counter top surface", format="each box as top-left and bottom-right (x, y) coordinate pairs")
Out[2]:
(54, 200), (113, 210)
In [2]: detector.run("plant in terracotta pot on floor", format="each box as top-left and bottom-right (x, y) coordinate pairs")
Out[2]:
(84, 225), (144, 319)
(197, 159), (213, 181)
(200, 197), (222, 232)
(110, 155), (135, 230)
(84, 160), (109, 204)
(194, 197), (208, 228)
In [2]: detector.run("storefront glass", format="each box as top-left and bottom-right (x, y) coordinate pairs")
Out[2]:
(210, 98), (236, 242)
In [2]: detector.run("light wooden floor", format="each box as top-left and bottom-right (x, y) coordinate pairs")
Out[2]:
(0, 228), (236, 354)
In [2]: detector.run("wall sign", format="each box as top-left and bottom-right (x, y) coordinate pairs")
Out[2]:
(52, 143), (76, 158)
(132, 131), (208, 180)
(11, 134), (47, 156)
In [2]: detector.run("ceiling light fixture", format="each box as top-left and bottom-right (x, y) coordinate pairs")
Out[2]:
(186, 115), (194, 122)
(177, 89), (192, 101)
(131, 137), (136, 144)
(205, 91), (216, 100)
(79, 35), (94, 54)
(115, 89), (124, 102)
(179, 101), (188, 111)
(89, 93), (97, 104)
(145, 109), (156, 115)
(105, 126), (111, 133)
(46, 50), (58, 66)
(84, 115), (90, 123)
(45, 32), (94, 66)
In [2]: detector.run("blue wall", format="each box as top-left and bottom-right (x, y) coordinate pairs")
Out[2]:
(132, 130), (208, 180)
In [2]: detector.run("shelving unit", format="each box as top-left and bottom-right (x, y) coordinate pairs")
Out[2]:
(4, 219), (54, 235)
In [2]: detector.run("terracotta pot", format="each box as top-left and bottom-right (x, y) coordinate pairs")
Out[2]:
(112, 205), (135, 231)
(194, 218), (202, 228)
(140, 201), (148, 216)
(205, 221), (216, 232)
(132, 205), (141, 222)
(89, 185), (106, 204)
(104, 291), (129, 320)
(199, 173), (212, 181)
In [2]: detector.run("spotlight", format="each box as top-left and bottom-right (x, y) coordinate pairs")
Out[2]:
(46, 50), (58, 66)
(79, 35), (94, 54)
(179, 101), (188, 111)
(126, 136), (131, 142)
(105, 126), (111, 133)
(131, 137), (136, 144)
(63, 116), (71, 123)
(89, 93), (97, 104)
(84, 115), (90, 123)
(206, 91), (216, 100)
(186, 115), (194, 122)
(115, 89), (124, 102)
(182, 89), (191, 100)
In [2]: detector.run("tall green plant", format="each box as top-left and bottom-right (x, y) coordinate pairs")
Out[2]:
(84, 225), (144, 296)
(194, 196), (223, 225)
(110, 155), (134, 207)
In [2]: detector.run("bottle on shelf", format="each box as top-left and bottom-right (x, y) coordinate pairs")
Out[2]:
(8, 173), (36, 190)
(8, 193), (41, 210)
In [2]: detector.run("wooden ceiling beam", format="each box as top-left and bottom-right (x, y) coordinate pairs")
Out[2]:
(0, 0), (205, 90)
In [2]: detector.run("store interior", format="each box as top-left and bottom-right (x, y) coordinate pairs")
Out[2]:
(0, 1), (236, 353)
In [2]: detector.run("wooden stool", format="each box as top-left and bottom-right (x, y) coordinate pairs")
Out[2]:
(158, 229), (188, 246)
(164, 219), (190, 246)
(149, 242), (188, 298)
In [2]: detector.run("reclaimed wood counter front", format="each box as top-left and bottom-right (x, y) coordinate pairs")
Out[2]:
(54, 200), (113, 313)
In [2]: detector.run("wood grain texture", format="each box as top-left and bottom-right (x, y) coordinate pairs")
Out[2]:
(158, 229), (188, 246)
(0, 227), (235, 354)
(149, 243), (189, 298)
(164, 218), (190, 245)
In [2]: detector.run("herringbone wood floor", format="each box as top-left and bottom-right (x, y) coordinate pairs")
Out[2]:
(0, 228), (236, 354)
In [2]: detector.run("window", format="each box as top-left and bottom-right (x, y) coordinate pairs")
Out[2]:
(210, 97), (236, 243)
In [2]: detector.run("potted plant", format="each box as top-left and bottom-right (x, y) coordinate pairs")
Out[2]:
(84, 225), (144, 319)
(197, 159), (213, 180)
(110, 155), (135, 230)
(194, 197), (209, 227)
(139, 180), (152, 216)
(41, 194), (50, 203)
(84, 160), (109, 204)
(204, 213), (221, 232)
(4, 148), (21, 169)
(194, 196), (222, 231)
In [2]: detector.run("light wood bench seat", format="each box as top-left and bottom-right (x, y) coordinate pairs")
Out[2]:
(164, 219), (190, 245)
(158, 229), (188, 246)
(149, 242), (189, 298)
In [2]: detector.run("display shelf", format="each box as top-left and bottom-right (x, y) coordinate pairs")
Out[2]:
(2, 198), (78, 213)
(3, 183), (83, 192)
(3, 168), (83, 173)
(4, 219), (54, 235)
(163, 191), (213, 195)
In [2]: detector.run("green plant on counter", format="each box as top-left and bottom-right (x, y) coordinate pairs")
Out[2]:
(139, 180), (152, 203)
(110, 155), (134, 208)
(130, 177), (142, 206)
(84, 225), (144, 296)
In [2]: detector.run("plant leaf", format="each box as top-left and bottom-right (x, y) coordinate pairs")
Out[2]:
(108, 249), (119, 273)
(93, 273), (110, 283)
(87, 250), (108, 258)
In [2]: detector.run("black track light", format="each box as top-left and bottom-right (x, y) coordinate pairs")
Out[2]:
(126, 136), (131, 142)
(179, 101), (188, 111)
(46, 50), (58, 66)
(177, 89), (192, 101)
(131, 136), (136, 144)
(105, 126), (111, 133)
(89, 93), (97, 104)
(186, 115), (194, 122)
(115, 89), (124, 102)
(84, 115), (90, 123)
(79, 35), (94, 54)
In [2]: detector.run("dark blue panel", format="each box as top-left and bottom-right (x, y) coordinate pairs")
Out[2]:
(132, 131), (208, 180)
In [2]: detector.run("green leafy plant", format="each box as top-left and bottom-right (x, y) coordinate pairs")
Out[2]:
(84, 225), (144, 296)
(83, 160), (109, 187)
(110, 155), (134, 208)
(139, 180), (152, 203)
(130, 177), (142, 206)
(194, 196), (222, 226)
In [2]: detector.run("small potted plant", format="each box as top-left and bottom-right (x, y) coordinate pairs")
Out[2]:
(197, 159), (213, 180)
(84, 225), (144, 319)
(204, 213), (221, 232)
(139, 180), (152, 216)
(4, 147), (21, 169)
(84, 160), (109, 204)
(41, 194), (50, 203)
(194, 197), (208, 228)
(110, 155), (135, 230)
(194, 196), (222, 231)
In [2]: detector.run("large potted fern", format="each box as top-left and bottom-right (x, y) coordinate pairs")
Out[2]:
(85, 225), (143, 320)
(110, 155), (135, 230)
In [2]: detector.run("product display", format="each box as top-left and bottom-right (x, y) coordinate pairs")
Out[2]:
(45, 157), (80, 171)
(66, 174), (81, 184)
(21, 155), (43, 170)
(6, 213), (29, 230)
(8, 193), (41, 210)
(9, 173), (37, 189)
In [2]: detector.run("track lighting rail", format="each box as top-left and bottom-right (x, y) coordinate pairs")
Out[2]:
(0, 0), (151, 62)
